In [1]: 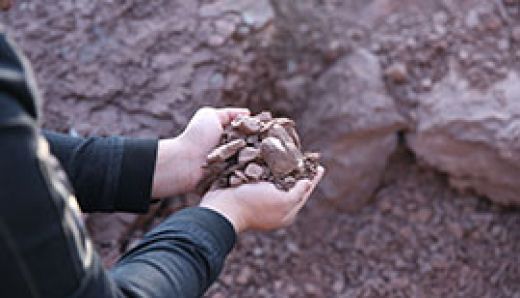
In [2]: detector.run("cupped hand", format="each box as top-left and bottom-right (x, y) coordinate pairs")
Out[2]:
(151, 107), (250, 198)
(200, 166), (325, 233)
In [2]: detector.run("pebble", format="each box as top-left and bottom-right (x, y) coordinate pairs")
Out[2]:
(244, 163), (264, 180)
(385, 62), (408, 84)
(238, 147), (261, 164)
(421, 78), (433, 91)
(229, 175), (243, 187)
(207, 139), (247, 162)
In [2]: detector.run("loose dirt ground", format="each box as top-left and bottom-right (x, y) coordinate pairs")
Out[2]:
(2, 1), (520, 297)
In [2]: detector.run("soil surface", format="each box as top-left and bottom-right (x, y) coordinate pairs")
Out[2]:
(2, 1), (520, 297)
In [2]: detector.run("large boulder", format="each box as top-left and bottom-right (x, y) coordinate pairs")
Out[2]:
(301, 49), (406, 211)
(408, 70), (520, 206)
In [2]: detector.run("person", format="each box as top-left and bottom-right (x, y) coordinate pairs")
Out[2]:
(0, 8), (324, 298)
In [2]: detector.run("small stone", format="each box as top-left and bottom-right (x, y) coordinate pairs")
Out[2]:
(385, 62), (408, 84)
(232, 115), (262, 135)
(233, 170), (248, 181)
(207, 139), (247, 162)
(261, 137), (300, 177)
(229, 175), (243, 187)
(238, 147), (261, 164)
(273, 117), (296, 127)
(421, 78), (433, 90)
(244, 163), (264, 180)
(267, 124), (295, 146)
(246, 134), (259, 145)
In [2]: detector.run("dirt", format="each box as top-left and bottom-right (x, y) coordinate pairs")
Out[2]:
(201, 112), (320, 191)
(1, 0), (520, 297)
(205, 148), (520, 297)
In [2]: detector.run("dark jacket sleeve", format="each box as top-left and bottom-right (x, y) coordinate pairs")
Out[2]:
(43, 130), (157, 213)
(0, 32), (236, 298)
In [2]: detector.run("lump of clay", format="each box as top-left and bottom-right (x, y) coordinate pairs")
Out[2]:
(201, 111), (321, 191)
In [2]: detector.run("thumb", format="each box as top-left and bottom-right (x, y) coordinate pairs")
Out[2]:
(215, 108), (251, 126)
(286, 179), (312, 204)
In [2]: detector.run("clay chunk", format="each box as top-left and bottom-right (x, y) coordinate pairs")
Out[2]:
(244, 163), (264, 180)
(232, 115), (262, 135)
(201, 111), (321, 191)
(207, 139), (247, 163)
(238, 147), (261, 164)
(261, 137), (300, 178)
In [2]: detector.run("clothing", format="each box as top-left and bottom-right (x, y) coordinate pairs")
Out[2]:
(0, 31), (235, 298)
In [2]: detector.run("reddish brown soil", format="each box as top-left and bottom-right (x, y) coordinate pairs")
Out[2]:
(2, 1), (520, 297)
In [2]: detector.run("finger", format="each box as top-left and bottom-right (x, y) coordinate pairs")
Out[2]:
(285, 167), (325, 218)
(216, 108), (251, 126)
(286, 179), (312, 204)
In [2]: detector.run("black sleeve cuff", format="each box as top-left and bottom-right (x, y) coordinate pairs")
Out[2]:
(114, 138), (158, 213)
(167, 207), (237, 256)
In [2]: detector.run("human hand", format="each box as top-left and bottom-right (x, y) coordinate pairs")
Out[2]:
(151, 107), (250, 198)
(199, 166), (325, 233)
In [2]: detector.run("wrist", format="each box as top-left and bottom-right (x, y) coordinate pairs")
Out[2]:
(199, 194), (247, 234)
(151, 137), (196, 198)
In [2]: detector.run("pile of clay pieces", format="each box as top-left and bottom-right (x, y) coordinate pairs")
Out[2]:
(201, 112), (321, 191)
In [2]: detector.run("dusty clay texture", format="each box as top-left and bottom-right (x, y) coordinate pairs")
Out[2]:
(301, 49), (406, 211)
(2, 0), (520, 297)
(408, 69), (520, 206)
(202, 112), (320, 191)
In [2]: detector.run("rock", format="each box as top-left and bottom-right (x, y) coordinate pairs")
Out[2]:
(385, 62), (408, 84)
(207, 139), (247, 162)
(234, 170), (248, 182)
(408, 69), (520, 206)
(229, 175), (243, 187)
(267, 123), (295, 146)
(244, 163), (264, 180)
(231, 115), (262, 135)
(254, 111), (273, 122)
(301, 49), (406, 211)
(238, 147), (261, 164)
(261, 137), (300, 177)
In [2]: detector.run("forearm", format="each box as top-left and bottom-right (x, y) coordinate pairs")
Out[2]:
(44, 131), (157, 213)
(110, 207), (236, 297)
